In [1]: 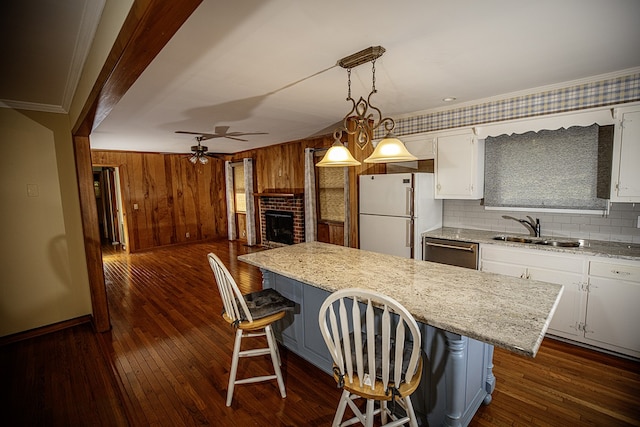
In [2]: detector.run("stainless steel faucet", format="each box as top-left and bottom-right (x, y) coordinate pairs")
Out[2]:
(502, 215), (541, 237)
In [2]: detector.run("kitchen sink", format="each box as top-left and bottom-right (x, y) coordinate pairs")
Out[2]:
(535, 239), (581, 247)
(492, 236), (581, 247)
(492, 236), (534, 243)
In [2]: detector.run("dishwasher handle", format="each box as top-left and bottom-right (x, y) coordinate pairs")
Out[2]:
(424, 241), (475, 252)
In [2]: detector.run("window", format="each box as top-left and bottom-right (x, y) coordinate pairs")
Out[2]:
(315, 161), (345, 222)
(484, 124), (610, 211)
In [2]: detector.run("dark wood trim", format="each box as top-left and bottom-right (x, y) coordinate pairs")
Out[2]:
(74, 135), (111, 332)
(73, 0), (203, 135)
(0, 315), (91, 346)
(71, 0), (203, 332)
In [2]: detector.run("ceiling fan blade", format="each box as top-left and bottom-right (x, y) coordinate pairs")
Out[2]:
(223, 136), (248, 142)
(214, 126), (230, 136)
(175, 131), (220, 141)
(227, 131), (268, 137)
(205, 152), (227, 158)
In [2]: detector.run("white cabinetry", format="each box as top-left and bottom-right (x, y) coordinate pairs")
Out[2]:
(434, 131), (484, 199)
(583, 260), (640, 358)
(480, 244), (640, 358)
(480, 245), (587, 339)
(401, 132), (436, 160)
(611, 104), (640, 202)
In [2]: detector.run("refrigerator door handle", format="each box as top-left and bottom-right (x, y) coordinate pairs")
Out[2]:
(406, 187), (414, 216)
(406, 219), (414, 248)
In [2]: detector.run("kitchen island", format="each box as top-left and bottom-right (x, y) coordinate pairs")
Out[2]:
(238, 242), (563, 426)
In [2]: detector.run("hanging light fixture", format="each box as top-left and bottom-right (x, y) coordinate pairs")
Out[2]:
(317, 46), (416, 167)
(188, 136), (210, 165)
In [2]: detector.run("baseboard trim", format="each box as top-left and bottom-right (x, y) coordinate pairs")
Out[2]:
(0, 315), (93, 346)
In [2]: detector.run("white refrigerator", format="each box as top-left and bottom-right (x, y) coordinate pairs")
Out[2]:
(359, 173), (442, 260)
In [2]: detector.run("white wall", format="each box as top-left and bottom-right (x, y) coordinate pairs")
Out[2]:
(443, 199), (640, 244)
(0, 109), (92, 336)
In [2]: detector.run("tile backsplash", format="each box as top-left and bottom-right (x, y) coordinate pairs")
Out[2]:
(443, 200), (640, 244)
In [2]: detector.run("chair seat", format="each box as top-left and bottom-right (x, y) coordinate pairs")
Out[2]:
(223, 310), (286, 331)
(333, 357), (422, 401)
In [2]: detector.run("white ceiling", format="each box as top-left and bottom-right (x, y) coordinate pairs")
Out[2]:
(3, 0), (640, 155)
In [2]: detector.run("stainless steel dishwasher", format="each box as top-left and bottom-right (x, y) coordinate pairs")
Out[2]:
(423, 237), (479, 269)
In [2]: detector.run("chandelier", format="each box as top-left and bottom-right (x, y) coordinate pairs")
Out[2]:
(316, 46), (417, 167)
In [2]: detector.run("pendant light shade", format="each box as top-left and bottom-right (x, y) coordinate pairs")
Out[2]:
(364, 133), (418, 163)
(316, 141), (361, 167)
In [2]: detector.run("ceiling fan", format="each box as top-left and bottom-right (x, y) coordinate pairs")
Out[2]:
(185, 136), (224, 164)
(175, 126), (267, 142)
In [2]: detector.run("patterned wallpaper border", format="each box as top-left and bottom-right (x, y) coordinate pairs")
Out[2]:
(376, 73), (640, 139)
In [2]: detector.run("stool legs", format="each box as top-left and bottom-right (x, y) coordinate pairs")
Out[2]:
(225, 326), (286, 406)
(226, 328), (243, 407)
(265, 325), (286, 398)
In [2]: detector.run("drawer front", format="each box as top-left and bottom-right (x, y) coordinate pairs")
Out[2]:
(589, 261), (640, 282)
(481, 245), (585, 274)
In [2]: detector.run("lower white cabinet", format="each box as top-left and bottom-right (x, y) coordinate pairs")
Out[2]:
(583, 260), (640, 358)
(480, 245), (587, 339)
(480, 244), (640, 359)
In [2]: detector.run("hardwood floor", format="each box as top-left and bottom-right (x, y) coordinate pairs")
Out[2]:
(0, 321), (130, 426)
(2, 239), (639, 426)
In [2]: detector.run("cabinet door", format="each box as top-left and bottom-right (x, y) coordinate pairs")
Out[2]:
(480, 245), (587, 338)
(435, 133), (484, 199)
(527, 267), (586, 338)
(584, 277), (640, 356)
(611, 107), (640, 201)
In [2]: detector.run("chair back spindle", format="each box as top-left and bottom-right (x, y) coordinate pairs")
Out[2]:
(208, 253), (253, 323)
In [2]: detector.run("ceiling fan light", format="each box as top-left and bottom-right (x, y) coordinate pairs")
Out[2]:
(364, 133), (417, 163)
(199, 156), (208, 165)
(316, 141), (361, 167)
(189, 155), (198, 164)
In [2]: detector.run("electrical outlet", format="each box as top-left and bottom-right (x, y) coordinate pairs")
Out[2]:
(186, 232), (190, 238)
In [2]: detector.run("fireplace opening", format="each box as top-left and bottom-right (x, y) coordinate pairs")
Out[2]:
(265, 210), (294, 245)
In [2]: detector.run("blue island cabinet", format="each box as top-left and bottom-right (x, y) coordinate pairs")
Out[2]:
(262, 269), (496, 427)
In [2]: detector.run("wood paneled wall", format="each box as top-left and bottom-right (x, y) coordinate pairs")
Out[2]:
(229, 135), (334, 192)
(91, 150), (227, 252)
(91, 132), (383, 252)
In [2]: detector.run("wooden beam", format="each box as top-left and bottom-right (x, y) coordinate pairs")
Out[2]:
(72, 0), (203, 331)
(74, 0), (203, 135)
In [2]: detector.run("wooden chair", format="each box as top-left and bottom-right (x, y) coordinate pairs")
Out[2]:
(207, 253), (294, 407)
(318, 288), (423, 427)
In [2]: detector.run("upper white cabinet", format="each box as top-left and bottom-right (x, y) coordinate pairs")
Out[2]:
(611, 104), (640, 202)
(434, 131), (484, 199)
(401, 132), (436, 160)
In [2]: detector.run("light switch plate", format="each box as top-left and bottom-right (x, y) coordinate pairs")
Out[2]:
(26, 184), (39, 197)
(637, 215), (640, 228)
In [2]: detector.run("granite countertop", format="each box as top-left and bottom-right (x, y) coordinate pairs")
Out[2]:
(422, 227), (640, 261)
(238, 241), (563, 358)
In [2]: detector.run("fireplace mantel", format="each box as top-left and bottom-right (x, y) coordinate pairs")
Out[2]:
(256, 189), (304, 198)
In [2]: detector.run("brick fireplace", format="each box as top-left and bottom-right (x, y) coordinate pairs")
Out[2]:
(258, 192), (304, 247)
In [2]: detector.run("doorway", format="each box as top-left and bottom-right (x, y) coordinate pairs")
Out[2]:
(93, 166), (128, 253)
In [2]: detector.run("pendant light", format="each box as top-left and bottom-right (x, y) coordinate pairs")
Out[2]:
(316, 46), (416, 167)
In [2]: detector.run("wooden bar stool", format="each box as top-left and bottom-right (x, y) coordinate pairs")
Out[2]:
(318, 288), (423, 427)
(208, 253), (295, 407)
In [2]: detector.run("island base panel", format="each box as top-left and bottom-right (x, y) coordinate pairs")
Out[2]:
(262, 269), (494, 426)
